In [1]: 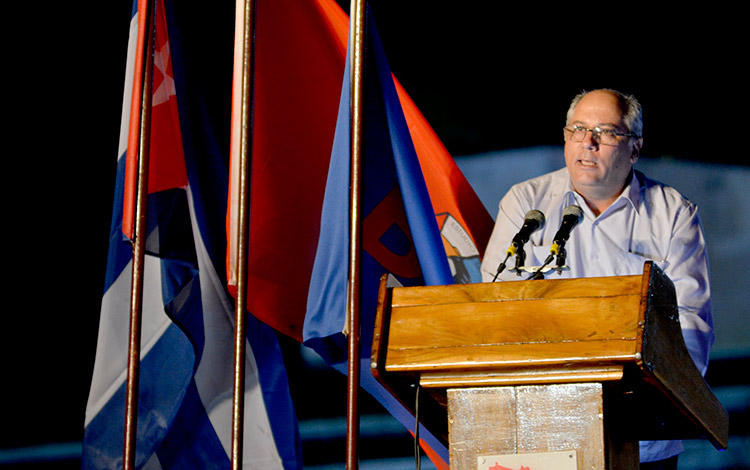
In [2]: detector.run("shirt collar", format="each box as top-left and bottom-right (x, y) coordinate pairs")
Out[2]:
(624, 169), (642, 209)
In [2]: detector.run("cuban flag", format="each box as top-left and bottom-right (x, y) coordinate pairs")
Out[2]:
(82, 1), (301, 469)
(225, 0), (494, 468)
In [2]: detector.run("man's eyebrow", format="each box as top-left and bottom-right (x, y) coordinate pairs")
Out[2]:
(571, 120), (619, 129)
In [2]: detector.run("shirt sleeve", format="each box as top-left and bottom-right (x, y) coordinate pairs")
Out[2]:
(663, 202), (714, 375)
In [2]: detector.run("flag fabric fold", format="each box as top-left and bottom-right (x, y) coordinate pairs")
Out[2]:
(228, 0), (492, 350)
(303, 11), (454, 358)
(227, 0), (348, 341)
(83, 1), (301, 468)
(225, 1), (494, 468)
(302, 8), (459, 469)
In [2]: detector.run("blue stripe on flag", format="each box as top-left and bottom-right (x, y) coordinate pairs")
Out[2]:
(154, 381), (230, 469)
(246, 318), (304, 469)
(102, 154), (134, 293)
(303, 6), (452, 466)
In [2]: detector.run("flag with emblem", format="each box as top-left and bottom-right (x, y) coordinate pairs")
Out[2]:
(302, 9), (471, 469)
(224, 1), (493, 468)
(226, 0), (491, 350)
(82, 0), (301, 468)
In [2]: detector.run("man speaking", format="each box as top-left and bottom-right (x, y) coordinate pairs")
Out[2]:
(480, 89), (714, 469)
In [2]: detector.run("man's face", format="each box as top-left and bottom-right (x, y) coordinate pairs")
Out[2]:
(564, 90), (641, 201)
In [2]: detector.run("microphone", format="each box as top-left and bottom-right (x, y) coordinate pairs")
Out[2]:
(550, 205), (584, 255)
(507, 210), (546, 256)
(491, 210), (545, 281)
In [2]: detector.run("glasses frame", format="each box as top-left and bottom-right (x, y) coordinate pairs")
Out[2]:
(563, 124), (641, 146)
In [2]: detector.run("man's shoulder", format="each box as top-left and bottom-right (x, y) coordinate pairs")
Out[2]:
(499, 167), (570, 210)
(634, 169), (697, 210)
(507, 167), (569, 194)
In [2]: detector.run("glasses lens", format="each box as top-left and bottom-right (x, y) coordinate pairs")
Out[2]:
(564, 126), (624, 145)
(596, 128), (619, 145)
(564, 126), (586, 142)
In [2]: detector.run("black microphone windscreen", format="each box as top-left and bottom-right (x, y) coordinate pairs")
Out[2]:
(562, 205), (583, 222)
(524, 209), (545, 228)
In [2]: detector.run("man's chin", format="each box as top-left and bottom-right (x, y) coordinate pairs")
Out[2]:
(570, 174), (603, 189)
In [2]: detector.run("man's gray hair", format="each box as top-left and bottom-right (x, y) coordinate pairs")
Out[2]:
(566, 89), (643, 137)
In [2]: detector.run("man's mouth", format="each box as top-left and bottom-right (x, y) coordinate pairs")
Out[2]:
(578, 159), (597, 167)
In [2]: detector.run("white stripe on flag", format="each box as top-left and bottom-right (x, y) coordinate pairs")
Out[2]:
(187, 187), (285, 469)
(118, 12), (140, 161)
(85, 254), (172, 427)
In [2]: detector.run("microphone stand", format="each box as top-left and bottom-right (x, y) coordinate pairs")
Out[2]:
(555, 247), (567, 274)
(491, 252), (512, 282)
(527, 253), (554, 280)
(514, 247), (526, 277)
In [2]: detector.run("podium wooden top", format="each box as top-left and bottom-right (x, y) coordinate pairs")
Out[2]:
(381, 272), (645, 384)
(371, 262), (728, 449)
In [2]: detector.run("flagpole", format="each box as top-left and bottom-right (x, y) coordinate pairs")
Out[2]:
(123, 0), (156, 468)
(231, 0), (256, 468)
(347, 0), (366, 469)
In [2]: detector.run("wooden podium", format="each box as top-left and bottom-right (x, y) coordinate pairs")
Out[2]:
(371, 262), (728, 470)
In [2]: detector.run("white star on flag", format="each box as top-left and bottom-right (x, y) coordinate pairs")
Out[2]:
(153, 41), (175, 106)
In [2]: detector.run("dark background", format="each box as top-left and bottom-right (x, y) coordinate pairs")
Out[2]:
(3, 0), (746, 464)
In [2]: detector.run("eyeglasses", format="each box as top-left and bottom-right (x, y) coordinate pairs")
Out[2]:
(563, 125), (640, 146)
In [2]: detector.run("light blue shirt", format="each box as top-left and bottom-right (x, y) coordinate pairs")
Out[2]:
(481, 167), (714, 462)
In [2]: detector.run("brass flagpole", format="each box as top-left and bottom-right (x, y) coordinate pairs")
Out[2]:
(123, 0), (156, 468)
(231, 0), (256, 468)
(346, 0), (366, 469)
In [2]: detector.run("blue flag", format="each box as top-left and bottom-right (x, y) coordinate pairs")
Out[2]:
(303, 8), (455, 468)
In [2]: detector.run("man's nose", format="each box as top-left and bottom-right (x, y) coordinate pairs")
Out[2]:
(582, 128), (599, 148)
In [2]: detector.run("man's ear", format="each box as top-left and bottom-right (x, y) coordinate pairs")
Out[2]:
(631, 138), (643, 164)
